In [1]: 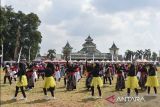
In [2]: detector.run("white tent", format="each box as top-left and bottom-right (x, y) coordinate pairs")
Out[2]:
(44, 59), (52, 63)
(101, 60), (105, 63)
(106, 60), (110, 63)
(95, 60), (99, 63)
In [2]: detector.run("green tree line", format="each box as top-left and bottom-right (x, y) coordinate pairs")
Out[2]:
(0, 6), (42, 61)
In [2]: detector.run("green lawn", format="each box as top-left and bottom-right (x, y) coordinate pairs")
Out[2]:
(0, 69), (160, 107)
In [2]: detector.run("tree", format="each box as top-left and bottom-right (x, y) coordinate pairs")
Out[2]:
(152, 52), (157, 61)
(125, 50), (135, 60)
(0, 6), (42, 61)
(47, 49), (56, 60)
(135, 50), (144, 59)
(144, 49), (151, 60)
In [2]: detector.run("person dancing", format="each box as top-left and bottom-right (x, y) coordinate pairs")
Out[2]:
(38, 62), (56, 100)
(126, 64), (139, 96)
(12, 63), (28, 100)
(90, 63), (103, 98)
(145, 64), (159, 95)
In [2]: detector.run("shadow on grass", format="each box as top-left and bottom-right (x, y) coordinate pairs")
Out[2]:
(56, 89), (68, 93)
(74, 89), (89, 93)
(57, 86), (65, 89)
(137, 89), (146, 93)
(103, 85), (109, 88)
(78, 97), (98, 103)
(0, 99), (16, 105)
(26, 99), (49, 104)
(31, 90), (43, 93)
(0, 84), (8, 87)
(143, 95), (157, 101)
(110, 90), (117, 92)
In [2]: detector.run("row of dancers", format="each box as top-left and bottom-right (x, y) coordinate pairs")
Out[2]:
(2, 62), (160, 100)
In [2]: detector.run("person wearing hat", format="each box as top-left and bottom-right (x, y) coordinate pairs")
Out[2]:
(145, 64), (159, 95)
(12, 63), (28, 100)
(126, 64), (139, 96)
(38, 62), (56, 100)
(90, 63), (103, 98)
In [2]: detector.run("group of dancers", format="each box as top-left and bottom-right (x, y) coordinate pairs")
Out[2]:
(2, 61), (160, 100)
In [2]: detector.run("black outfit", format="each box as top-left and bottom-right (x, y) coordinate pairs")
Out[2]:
(115, 66), (125, 91)
(147, 66), (157, 94)
(66, 66), (76, 91)
(127, 65), (138, 96)
(85, 66), (93, 90)
(39, 68), (55, 97)
(90, 65), (102, 97)
(103, 66), (112, 85)
(14, 65), (27, 98)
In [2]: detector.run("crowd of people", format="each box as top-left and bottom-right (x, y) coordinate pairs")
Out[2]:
(2, 61), (160, 100)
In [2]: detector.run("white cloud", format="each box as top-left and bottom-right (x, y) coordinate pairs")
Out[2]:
(2, 0), (160, 55)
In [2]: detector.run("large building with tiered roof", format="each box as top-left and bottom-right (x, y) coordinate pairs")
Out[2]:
(63, 36), (122, 61)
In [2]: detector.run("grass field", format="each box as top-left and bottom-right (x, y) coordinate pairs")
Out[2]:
(0, 68), (160, 107)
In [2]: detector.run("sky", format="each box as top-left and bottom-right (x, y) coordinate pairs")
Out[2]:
(2, 0), (160, 56)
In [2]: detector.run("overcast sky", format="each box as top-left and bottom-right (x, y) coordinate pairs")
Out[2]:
(2, 0), (160, 56)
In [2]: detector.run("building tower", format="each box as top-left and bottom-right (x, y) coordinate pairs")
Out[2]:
(78, 35), (101, 54)
(62, 42), (73, 61)
(109, 42), (119, 60)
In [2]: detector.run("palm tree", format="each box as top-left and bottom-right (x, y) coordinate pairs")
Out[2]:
(135, 50), (144, 59)
(152, 52), (157, 61)
(47, 49), (56, 60)
(125, 50), (135, 60)
(144, 49), (151, 60)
